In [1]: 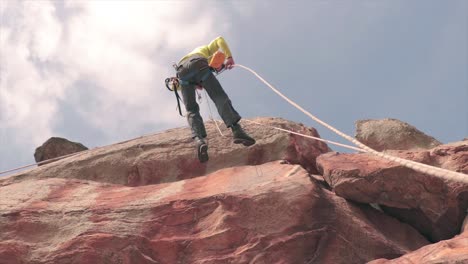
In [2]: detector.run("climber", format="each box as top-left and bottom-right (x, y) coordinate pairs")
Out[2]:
(175, 36), (255, 163)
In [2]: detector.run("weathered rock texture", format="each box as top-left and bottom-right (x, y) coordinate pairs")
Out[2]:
(355, 118), (442, 151)
(6, 118), (330, 186)
(369, 217), (468, 264)
(0, 162), (428, 264)
(34, 137), (88, 165)
(317, 140), (468, 242)
(2, 117), (467, 263)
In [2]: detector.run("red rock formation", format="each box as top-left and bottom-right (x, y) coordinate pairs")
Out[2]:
(0, 162), (428, 264)
(4, 117), (466, 263)
(369, 217), (468, 263)
(2, 117), (330, 186)
(316, 140), (468, 242)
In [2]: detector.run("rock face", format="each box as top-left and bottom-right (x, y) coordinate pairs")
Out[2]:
(6, 118), (330, 186)
(0, 162), (428, 264)
(316, 140), (468, 242)
(355, 118), (442, 151)
(34, 137), (88, 165)
(2, 117), (467, 263)
(369, 217), (468, 264)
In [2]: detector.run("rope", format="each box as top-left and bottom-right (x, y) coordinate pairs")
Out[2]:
(234, 64), (468, 184)
(0, 128), (175, 176)
(0, 90), (228, 176)
(202, 72), (360, 150)
(201, 93), (362, 151)
(243, 119), (364, 152)
(3, 64), (466, 184)
(204, 90), (226, 137)
(0, 152), (81, 175)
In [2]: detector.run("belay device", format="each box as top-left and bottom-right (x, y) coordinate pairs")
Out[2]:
(165, 75), (183, 116)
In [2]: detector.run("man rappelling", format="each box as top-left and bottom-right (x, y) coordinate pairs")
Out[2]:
(170, 36), (255, 163)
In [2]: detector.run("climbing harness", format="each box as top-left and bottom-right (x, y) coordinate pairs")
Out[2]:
(165, 62), (226, 117)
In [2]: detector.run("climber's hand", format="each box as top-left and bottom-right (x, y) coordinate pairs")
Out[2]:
(225, 57), (235, 70)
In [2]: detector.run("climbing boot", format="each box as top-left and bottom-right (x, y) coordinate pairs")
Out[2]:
(231, 123), (256, 146)
(195, 137), (209, 163)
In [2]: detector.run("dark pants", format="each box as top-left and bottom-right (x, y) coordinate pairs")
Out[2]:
(177, 55), (241, 139)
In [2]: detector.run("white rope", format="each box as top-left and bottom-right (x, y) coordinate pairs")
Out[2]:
(234, 64), (468, 184)
(202, 89), (361, 151)
(0, 128), (173, 176)
(1, 88), (225, 176)
(3, 65), (466, 184)
(204, 90), (226, 137)
(243, 119), (364, 152)
(201, 78), (360, 150)
(0, 152), (81, 175)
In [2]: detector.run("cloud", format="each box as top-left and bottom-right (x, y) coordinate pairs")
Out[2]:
(0, 0), (251, 172)
(1, 1), (63, 144)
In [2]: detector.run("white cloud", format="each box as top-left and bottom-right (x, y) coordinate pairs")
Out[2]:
(1, 1), (64, 145)
(0, 0), (240, 162)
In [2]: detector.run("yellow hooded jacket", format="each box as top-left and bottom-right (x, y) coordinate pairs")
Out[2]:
(178, 36), (233, 65)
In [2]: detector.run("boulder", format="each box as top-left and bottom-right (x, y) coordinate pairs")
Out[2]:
(34, 137), (88, 165)
(369, 215), (468, 264)
(427, 141), (468, 173)
(355, 118), (441, 151)
(5, 117), (330, 186)
(316, 141), (468, 242)
(0, 161), (428, 264)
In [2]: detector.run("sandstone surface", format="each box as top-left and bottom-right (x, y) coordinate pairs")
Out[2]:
(4, 118), (330, 187)
(0, 162), (428, 264)
(2, 117), (467, 263)
(369, 217), (468, 264)
(317, 140), (468, 242)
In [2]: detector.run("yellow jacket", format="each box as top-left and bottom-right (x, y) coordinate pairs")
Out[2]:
(179, 36), (233, 64)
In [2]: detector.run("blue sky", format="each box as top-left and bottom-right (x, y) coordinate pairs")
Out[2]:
(1, 0), (467, 175)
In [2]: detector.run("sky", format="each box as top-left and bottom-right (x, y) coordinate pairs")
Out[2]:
(0, 0), (467, 176)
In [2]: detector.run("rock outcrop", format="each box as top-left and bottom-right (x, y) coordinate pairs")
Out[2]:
(317, 140), (468, 242)
(1, 117), (467, 263)
(0, 162), (428, 264)
(369, 217), (468, 264)
(355, 118), (442, 151)
(5, 118), (330, 186)
(34, 137), (88, 165)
